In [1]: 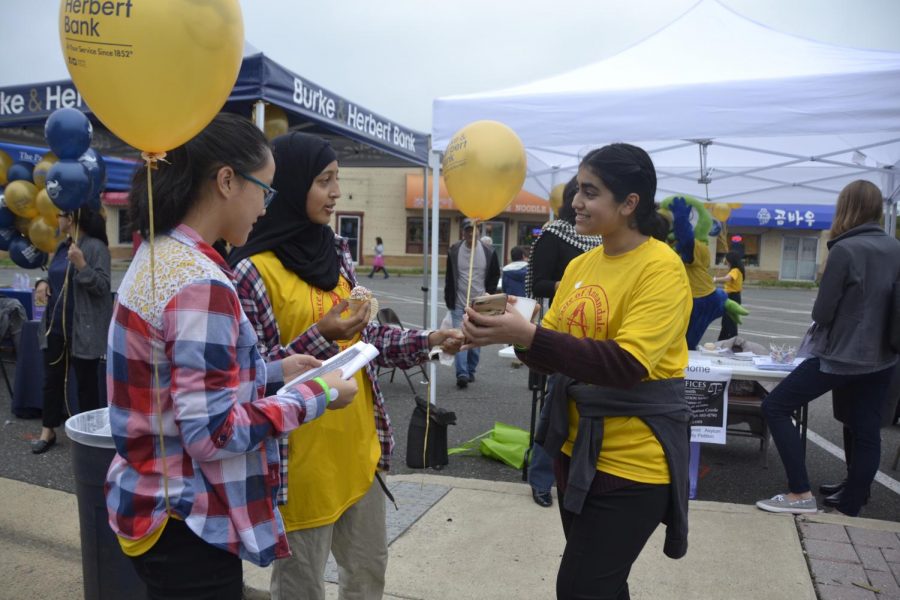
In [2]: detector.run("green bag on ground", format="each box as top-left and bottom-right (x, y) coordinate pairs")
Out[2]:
(448, 422), (530, 470)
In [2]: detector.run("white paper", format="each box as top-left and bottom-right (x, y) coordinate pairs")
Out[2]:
(685, 363), (732, 445)
(278, 341), (380, 394)
(511, 296), (537, 322)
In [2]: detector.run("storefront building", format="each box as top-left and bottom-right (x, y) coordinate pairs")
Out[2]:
(712, 203), (836, 282)
(99, 167), (886, 285)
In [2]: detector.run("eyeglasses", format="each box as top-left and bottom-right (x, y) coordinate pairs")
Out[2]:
(57, 213), (71, 219)
(236, 171), (277, 208)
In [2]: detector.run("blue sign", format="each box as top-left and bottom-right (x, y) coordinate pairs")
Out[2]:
(726, 204), (834, 230)
(0, 53), (428, 166)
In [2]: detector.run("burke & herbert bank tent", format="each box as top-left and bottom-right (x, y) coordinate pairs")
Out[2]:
(0, 42), (428, 168)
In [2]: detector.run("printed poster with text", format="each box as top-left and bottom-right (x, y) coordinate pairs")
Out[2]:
(685, 363), (732, 444)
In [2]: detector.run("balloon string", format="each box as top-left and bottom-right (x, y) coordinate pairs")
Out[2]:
(464, 220), (478, 308)
(144, 153), (171, 516)
(420, 378), (431, 491)
(47, 209), (83, 419)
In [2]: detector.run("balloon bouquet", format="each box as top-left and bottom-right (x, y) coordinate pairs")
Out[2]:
(441, 120), (527, 306)
(0, 108), (105, 270)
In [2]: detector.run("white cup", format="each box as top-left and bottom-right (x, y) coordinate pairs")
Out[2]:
(511, 296), (537, 322)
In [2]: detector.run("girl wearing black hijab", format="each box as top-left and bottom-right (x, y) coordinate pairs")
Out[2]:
(230, 132), (462, 600)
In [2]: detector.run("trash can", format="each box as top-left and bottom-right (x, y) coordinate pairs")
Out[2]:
(65, 408), (148, 600)
(406, 396), (456, 469)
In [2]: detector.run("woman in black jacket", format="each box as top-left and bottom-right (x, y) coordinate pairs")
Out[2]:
(756, 180), (900, 517)
(525, 178), (602, 306)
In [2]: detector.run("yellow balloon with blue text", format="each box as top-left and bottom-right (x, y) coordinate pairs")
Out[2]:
(33, 155), (58, 190)
(59, 0), (244, 153)
(0, 150), (12, 186)
(442, 121), (526, 221)
(4, 180), (39, 219)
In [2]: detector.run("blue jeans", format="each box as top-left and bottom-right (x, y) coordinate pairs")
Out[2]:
(451, 307), (480, 380)
(761, 357), (894, 516)
(529, 377), (555, 494)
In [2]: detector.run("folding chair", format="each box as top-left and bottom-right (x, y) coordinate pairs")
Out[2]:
(375, 307), (429, 395)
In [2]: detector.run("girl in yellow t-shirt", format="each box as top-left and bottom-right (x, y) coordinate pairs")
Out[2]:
(229, 132), (463, 600)
(714, 251), (745, 340)
(463, 143), (691, 599)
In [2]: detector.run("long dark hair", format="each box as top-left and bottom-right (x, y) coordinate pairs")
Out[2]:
(725, 251), (745, 277)
(128, 112), (270, 239)
(557, 177), (579, 224)
(579, 143), (665, 237)
(73, 207), (108, 246)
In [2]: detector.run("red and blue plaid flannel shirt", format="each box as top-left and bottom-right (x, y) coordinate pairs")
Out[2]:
(232, 236), (432, 503)
(105, 226), (329, 566)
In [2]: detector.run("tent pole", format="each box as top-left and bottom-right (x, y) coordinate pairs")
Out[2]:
(885, 167), (897, 236)
(253, 100), (265, 131)
(549, 167), (559, 222)
(428, 150), (442, 406)
(422, 163), (430, 327)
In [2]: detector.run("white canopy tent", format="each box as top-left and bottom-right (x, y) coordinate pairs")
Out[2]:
(425, 0), (900, 402)
(432, 0), (900, 209)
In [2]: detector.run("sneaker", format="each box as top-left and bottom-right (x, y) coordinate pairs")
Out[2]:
(755, 494), (817, 514)
(468, 374), (475, 383)
(456, 376), (468, 389)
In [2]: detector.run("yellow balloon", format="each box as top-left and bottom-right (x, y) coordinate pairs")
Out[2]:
(549, 183), (566, 214)
(35, 189), (59, 226)
(711, 202), (732, 222)
(442, 121), (526, 221)
(0, 150), (12, 186)
(28, 217), (59, 254)
(33, 159), (56, 190)
(257, 105), (289, 140)
(4, 180), (39, 219)
(14, 216), (32, 236)
(59, 0), (244, 153)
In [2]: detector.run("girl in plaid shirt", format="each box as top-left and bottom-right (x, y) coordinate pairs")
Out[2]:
(106, 114), (358, 600)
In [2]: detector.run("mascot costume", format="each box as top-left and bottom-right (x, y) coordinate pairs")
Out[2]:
(659, 195), (748, 349)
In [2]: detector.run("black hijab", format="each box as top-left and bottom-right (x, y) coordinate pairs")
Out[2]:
(229, 132), (340, 290)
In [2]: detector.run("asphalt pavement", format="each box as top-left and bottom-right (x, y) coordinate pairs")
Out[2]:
(1, 268), (898, 520)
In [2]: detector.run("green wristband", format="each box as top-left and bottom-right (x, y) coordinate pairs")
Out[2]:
(313, 376), (332, 405)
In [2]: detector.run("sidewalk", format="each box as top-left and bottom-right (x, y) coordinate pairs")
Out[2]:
(1, 473), (898, 600)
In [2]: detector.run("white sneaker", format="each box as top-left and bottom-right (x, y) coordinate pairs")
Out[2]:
(756, 494), (817, 514)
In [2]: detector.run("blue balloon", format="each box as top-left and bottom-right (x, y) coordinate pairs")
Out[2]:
(6, 161), (34, 183)
(45, 160), (91, 211)
(0, 205), (15, 229)
(709, 219), (722, 237)
(79, 148), (106, 197)
(45, 108), (93, 159)
(0, 228), (19, 251)
(8, 236), (47, 269)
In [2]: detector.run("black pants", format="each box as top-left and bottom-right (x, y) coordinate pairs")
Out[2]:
(717, 291), (741, 340)
(556, 482), (670, 600)
(42, 333), (101, 428)
(130, 519), (243, 600)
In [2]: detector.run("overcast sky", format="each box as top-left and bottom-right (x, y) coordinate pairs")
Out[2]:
(4, 0), (900, 132)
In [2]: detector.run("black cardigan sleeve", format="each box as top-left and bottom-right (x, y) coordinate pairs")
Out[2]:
(530, 234), (562, 301)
